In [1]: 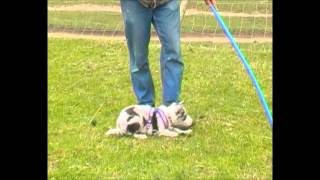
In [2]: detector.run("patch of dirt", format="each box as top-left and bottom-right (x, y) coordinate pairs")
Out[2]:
(48, 4), (121, 12)
(48, 32), (272, 43)
(185, 8), (272, 17)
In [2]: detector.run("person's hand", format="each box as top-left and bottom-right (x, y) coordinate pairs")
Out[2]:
(204, 0), (216, 6)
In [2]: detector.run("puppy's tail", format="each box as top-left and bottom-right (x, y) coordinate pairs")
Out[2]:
(105, 128), (126, 136)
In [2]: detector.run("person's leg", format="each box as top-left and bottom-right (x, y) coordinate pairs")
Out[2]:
(152, 0), (184, 106)
(120, 0), (155, 106)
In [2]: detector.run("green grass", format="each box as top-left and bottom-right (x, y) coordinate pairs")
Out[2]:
(48, 11), (124, 31)
(48, 38), (272, 179)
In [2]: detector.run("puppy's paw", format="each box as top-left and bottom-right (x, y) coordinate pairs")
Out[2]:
(173, 128), (192, 135)
(159, 129), (179, 137)
(105, 128), (126, 136)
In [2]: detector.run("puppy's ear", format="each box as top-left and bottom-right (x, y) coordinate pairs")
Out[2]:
(127, 122), (140, 134)
(127, 116), (141, 133)
(105, 128), (126, 136)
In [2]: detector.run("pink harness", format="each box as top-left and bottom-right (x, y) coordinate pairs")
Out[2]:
(147, 108), (169, 129)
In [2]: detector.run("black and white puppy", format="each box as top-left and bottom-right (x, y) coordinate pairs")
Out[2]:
(105, 102), (193, 138)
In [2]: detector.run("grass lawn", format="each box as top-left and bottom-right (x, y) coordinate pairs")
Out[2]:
(48, 37), (272, 179)
(48, 11), (124, 31)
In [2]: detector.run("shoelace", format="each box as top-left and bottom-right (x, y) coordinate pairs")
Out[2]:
(153, 0), (157, 8)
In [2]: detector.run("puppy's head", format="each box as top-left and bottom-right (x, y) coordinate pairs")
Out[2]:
(116, 105), (153, 135)
(126, 116), (143, 134)
(162, 102), (193, 130)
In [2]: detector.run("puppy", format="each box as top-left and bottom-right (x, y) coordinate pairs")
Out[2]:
(106, 102), (193, 138)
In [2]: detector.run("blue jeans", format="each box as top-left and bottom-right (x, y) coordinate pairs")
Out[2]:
(120, 0), (183, 106)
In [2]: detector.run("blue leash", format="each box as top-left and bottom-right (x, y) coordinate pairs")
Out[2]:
(208, 4), (273, 127)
